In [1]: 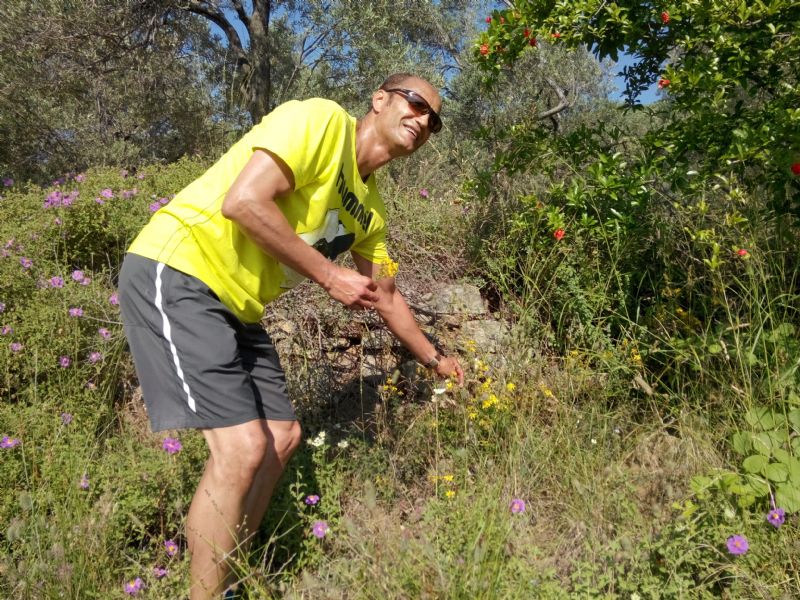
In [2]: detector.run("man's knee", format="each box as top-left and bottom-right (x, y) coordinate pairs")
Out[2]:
(206, 424), (269, 487)
(270, 420), (302, 461)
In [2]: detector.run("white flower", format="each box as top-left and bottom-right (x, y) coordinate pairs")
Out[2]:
(307, 431), (327, 447)
(590, 438), (597, 445)
(432, 386), (447, 395)
(337, 440), (349, 449)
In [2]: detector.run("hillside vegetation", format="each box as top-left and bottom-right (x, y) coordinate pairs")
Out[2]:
(1, 1), (799, 598)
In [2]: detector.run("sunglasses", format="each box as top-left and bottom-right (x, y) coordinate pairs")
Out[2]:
(382, 87), (443, 133)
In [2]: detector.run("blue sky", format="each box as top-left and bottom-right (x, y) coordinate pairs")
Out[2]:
(611, 52), (660, 104)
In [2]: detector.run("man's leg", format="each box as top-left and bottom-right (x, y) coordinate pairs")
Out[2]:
(186, 418), (301, 600)
(242, 419), (303, 541)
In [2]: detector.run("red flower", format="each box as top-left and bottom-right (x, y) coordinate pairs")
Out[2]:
(480, 43), (489, 56)
(554, 229), (565, 241)
(486, 16), (492, 23)
(737, 248), (748, 257)
(552, 32), (561, 38)
(524, 28), (530, 38)
(791, 162), (800, 175)
(529, 37), (538, 47)
(661, 11), (670, 25)
(658, 78), (670, 89)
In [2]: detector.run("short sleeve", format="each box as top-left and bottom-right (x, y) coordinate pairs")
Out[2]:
(249, 99), (348, 190)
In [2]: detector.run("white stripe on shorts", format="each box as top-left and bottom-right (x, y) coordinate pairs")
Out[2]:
(154, 262), (197, 413)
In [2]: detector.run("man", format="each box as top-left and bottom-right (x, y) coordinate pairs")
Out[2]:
(119, 73), (464, 599)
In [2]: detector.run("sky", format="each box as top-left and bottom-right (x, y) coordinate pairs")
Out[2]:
(611, 52), (661, 105)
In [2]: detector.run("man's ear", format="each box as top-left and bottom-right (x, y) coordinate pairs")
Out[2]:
(372, 89), (389, 114)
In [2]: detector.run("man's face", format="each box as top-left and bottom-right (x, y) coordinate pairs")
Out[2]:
(377, 78), (442, 155)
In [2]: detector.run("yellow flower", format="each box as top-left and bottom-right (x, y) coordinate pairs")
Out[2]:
(377, 258), (399, 279)
(445, 490), (456, 498)
(539, 383), (554, 398)
(467, 408), (478, 420)
(482, 394), (499, 409)
(505, 382), (516, 392)
(446, 380), (454, 391)
(442, 474), (454, 482)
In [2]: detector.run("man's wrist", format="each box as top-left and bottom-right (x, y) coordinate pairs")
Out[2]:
(423, 352), (443, 369)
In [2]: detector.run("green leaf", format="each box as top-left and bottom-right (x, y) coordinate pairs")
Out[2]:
(765, 462), (789, 482)
(731, 432), (751, 455)
(744, 475), (769, 496)
(776, 484), (800, 513)
(786, 458), (800, 483)
(788, 409), (800, 432)
(745, 406), (774, 430)
(752, 432), (772, 456)
(708, 343), (722, 354)
(742, 454), (768, 473)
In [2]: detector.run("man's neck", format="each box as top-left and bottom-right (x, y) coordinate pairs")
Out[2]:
(355, 116), (394, 180)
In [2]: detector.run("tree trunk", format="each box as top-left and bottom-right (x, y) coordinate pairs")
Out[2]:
(246, 0), (271, 123)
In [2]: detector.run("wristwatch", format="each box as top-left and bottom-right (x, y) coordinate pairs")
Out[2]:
(424, 352), (443, 369)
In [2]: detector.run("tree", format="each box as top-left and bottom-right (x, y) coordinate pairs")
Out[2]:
(0, 0), (232, 182)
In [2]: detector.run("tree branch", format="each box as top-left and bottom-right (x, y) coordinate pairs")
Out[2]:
(537, 76), (571, 120)
(179, 0), (247, 63)
(230, 0), (250, 28)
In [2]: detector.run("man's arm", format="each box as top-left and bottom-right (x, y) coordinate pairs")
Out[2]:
(351, 253), (464, 384)
(221, 149), (379, 309)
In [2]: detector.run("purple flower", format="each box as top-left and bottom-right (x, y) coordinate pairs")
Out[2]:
(75, 173), (86, 183)
(510, 498), (526, 514)
(312, 521), (329, 538)
(10, 342), (22, 353)
(419, 188), (430, 198)
(95, 198), (105, 205)
(88, 351), (102, 364)
(1, 326), (12, 335)
(100, 188), (113, 199)
(305, 494), (320, 505)
(80, 277), (91, 286)
(20, 257), (32, 269)
(726, 535), (749, 555)
(54, 218), (62, 225)
(3, 178), (13, 187)
(71, 270), (84, 282)
(98, 327), (111, 339)
(79, 474), (89, 489)
(153, 566), (168, 579)
(164, 539), (178, 557)
(123, 577), (143, 595)
(69, 307), (83, 318)
(59, 355), (72, 368)
(109, 292), (119, 306)
(162, 437), (182, 455)
(137, 173), (145, 180)
(159, 197), (170, 205)
(767, 508), (785, 528)
(149, 202), (161, 213)
(0, 302), (5, 313)
(1, 436), (21, 448)
(61, 412), (73, 425)
(49, 276), (64, 288)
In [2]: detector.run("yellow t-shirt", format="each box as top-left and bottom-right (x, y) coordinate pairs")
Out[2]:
(128, 98), (390, 323)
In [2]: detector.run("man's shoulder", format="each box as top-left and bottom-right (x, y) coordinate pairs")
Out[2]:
(269, 97), (352, 123)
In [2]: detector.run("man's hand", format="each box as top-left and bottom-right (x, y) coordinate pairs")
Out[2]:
(433, 355), (464, 385)
(323, 264), (380, 309)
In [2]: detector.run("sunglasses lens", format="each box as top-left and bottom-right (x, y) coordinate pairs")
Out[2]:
(407, 93), (442, 133)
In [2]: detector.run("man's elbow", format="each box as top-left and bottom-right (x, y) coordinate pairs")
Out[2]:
(221, 193), (248, 222)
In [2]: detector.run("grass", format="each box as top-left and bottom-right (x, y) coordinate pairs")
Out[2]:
(1, 161), (798, 599)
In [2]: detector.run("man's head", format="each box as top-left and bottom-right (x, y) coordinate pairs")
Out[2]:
(370, 73), (442, 155)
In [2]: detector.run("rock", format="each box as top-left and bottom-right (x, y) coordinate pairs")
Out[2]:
(420, 284), (486, 316)
(458, 320), (510, 353)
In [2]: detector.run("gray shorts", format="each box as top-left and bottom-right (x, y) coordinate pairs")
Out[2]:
(119, 253), (295, 432)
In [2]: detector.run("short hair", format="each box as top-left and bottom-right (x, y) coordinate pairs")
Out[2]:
(378, 73), (416, 90)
